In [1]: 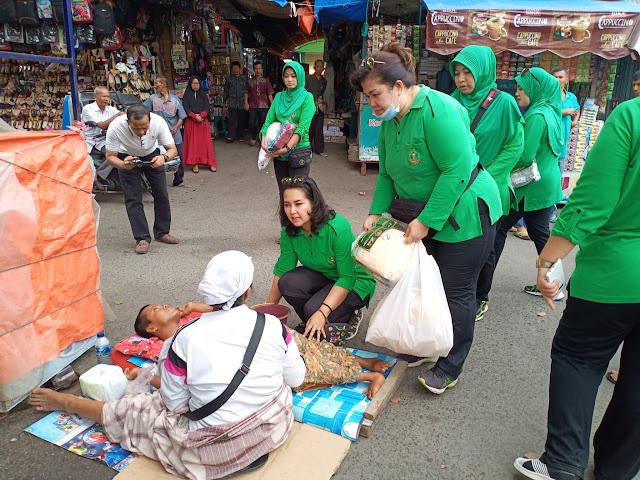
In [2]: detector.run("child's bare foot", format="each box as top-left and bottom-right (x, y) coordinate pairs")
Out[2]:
(357, 356), (390, 373)
(29, 388), (68, 412)
(362, 373), (385, 399)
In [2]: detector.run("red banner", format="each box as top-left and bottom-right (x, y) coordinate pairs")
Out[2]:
(426, 9), (639, 59)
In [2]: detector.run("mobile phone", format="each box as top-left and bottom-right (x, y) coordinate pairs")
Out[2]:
(545, 259), (565, 290)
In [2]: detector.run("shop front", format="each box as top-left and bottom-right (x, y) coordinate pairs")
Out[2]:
(423, 0), (640, 191)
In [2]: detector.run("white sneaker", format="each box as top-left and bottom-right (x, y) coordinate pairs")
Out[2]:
(524, 285), (565, 301)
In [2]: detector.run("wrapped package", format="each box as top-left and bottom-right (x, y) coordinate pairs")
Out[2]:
(352, 218), (416, 286)
(257, 121), (298, 170)
(80, 364), (128, 401)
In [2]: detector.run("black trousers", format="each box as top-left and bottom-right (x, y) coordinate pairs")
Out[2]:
(227, 108), (245, 141)
(249, 108), (269, 140)
(117, 149), (171, 242)
(172, 143), (184, 186)
(425, 201), (495, 379)
(476, 199), (554, 302)
(273, 158), (311, 193)
(278, 266), (369, 323)
(539, 295), (640, 480)
(310, 109), (324, 154)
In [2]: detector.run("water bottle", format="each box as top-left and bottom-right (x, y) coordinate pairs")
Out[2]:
(95, 331), (112, 365)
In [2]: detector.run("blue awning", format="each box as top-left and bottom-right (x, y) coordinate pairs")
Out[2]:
(270, 0), (288, 7)
(422, 0), (640, 13)
(314, 0), (368, 25)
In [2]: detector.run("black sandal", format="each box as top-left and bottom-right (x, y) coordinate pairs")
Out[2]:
(606, 371), (617, 384)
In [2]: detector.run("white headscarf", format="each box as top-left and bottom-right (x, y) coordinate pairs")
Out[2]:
(197, 251), (254, 310)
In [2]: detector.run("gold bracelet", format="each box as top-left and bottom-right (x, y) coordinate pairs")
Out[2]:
(536, 256), (555, 269)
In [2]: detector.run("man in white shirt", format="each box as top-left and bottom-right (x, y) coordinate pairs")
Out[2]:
(106, 104), (179, 254)
(81, 87), (124, 186)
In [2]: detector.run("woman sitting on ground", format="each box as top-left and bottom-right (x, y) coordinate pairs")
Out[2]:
(31, 251), (306, 480)
(266, 176), (376, 344)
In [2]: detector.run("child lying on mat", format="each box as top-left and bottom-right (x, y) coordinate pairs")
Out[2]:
(128, 301), (389, 399)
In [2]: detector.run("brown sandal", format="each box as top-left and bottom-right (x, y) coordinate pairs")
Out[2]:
(192, 165), (199, 173)
(210, 166), (217, 172)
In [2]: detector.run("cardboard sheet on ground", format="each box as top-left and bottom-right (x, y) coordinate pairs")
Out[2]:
(113, 422), (350, 480)
(292, 349), (396, 441)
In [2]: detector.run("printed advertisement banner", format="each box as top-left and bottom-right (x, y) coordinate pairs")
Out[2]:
(427, 10), (639, 59)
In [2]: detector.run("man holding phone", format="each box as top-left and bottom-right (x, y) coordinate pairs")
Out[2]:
(106, 104), (179, 254)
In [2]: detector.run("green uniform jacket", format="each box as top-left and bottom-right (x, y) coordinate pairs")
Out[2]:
(369, 86), (502, 243)
(514, 114), (563, 210)
(553, 98), (640, 303)
(260, 91), (316, 160)
(472, 94), (524, 215)
(273, 213), (376, 302)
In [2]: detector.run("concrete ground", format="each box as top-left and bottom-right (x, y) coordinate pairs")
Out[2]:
(0, 141), (622, 480)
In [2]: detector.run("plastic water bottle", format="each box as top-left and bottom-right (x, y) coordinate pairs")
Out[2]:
(95, 331), (112, 365)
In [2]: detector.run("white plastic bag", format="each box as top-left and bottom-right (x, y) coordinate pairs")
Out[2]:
(365, 242), (453, 358)
(79, 365), (128, 401)
(126, 366), (156, 395)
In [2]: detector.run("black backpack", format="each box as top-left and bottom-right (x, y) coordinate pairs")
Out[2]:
(92, 3), (115, 35)
(16, 0), (39, 26)
(0, 1), (18, 23)
(50, 0), (65, 23)
(113, 0), (137, 28)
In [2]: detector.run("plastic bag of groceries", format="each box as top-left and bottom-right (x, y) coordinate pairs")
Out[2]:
(258, 121), (298, 170)
(352, 217), (416, 287)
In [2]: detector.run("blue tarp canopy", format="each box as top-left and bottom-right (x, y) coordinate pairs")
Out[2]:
(314, 0), (368, 25)
(270, 0), (288, 7)
(422, 0), (640, 13)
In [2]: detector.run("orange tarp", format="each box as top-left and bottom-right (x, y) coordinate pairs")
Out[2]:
(0, 131), (103, 385)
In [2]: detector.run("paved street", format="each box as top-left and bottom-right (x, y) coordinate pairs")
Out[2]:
(0, 141), (620, 480)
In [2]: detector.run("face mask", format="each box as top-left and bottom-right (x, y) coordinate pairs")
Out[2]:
(374, 87), (400, 121)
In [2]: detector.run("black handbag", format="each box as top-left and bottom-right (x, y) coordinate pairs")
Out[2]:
(288, 146), (312, 169)
(388, 164), (481, 234)
(183, 312), (266, 421)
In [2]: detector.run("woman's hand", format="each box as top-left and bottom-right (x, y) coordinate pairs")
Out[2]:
(195, 114), (202, 123)
(304, 311), (327, 342)
(404, 219), (430, 243)
(268, 148), (287, 158)
(177, 302), (196, 317)
(363, 214), (381, 232)
(536, 268), (560, 310)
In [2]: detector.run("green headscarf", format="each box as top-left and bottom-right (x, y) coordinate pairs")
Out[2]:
(450, 45), (497, 121)
(515, 67), (564, 156)
(274, 61), (308, 118)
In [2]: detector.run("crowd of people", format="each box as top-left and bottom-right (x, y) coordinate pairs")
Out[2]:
(53, 44), (639, 480)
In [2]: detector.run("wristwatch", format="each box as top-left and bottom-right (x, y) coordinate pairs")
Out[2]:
(163, 154), (169, 162)
(536, 256), (555, 269)
(284, 145), (291, 152)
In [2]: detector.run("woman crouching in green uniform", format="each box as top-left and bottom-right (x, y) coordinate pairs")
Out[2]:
(450, 45), (525, 321)
(350, 43), (502, 395)
(484, 67), (564, 300)
(266, 177), (376, 345)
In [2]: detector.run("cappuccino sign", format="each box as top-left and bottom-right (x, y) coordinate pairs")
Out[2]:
(426, 9), (639, 59)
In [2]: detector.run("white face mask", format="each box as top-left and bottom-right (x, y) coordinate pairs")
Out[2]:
(374, 87), (400, 121)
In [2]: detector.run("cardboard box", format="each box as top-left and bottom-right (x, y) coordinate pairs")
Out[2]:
(324, 136), (346, 144)
(324, 118), (345, 129)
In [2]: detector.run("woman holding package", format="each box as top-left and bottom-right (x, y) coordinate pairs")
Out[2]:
(182, 76), (217, 173)
(513, 98), (640, 480)
(450, 45), (525, 321)
(482, 68), (564, 300)
(259, 61), (316, 188)
(266, 176), (376, 344)
(350, 42), (502, 395)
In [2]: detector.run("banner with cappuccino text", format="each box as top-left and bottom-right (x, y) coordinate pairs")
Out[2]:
(427, 10), (639, 59)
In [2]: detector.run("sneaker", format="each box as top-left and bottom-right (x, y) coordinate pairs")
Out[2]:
(344, 310), (364, 340)
(475, 300), (489, 321)
(135, 240), (150, 254)
(418, 369), (458, 395)
(524, 285), (565, 300)
(549, 213), (558, 223)
(397, 354), (437, 368)
(513, 457), (555, 479)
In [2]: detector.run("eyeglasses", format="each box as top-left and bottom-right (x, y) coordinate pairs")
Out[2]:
(363, 57), (386, 70)
(281, 176), (307, 186)
(520, 68), (541, 86)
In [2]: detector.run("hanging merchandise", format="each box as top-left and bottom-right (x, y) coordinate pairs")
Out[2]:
(71, 0), (93, 24)
(99, 25), (123, 50)
(16, 0), (40, 26)
(92, 3), (116, 35)
(36, 0), (54, 20)
(124, 27), (140, 45)
(5, 24), (25, 43)
(113, 0), (137, 28)
(50, 0), (64, 23)
(25, 25), (43, 45)
(41, 22), (57, 43)
(0, 2), (18, 24)
(51, 25), (67, 54)
(77, 24), (95, 44)
(297, 1), (315, 36)
(136, 8), (150, 30)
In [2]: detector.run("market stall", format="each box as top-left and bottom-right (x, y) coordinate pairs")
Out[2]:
(422, 0), (640, 191)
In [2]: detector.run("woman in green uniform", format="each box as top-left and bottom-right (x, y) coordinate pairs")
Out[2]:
(513, 98), (640, 480)
(350, 43), (502, 394)
(260, 61), (316, 188)
(485, 67), (564, 299)
(266, 177), (376, 344)
(450, 45), (525, 321)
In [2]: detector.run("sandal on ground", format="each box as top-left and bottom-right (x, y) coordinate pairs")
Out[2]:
(210, 166), (217, 172)
(192, 165), (199, 173)
(606, 370), (618, 384)
(513, 229), (530, 240)
(249, 139), (256, 146)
